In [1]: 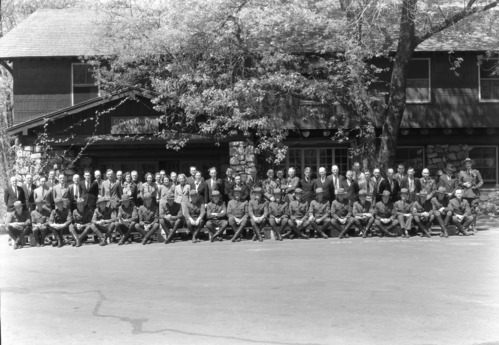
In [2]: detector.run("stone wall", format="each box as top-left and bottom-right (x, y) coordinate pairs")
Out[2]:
(229, 141), (257, 181)
(426, 144), (472, 173)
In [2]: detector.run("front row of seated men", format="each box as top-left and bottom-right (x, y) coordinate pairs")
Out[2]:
(6, 184), (475, 249)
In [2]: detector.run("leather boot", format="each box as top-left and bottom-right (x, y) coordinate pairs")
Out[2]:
(142, 225), (157, 245)
(32, 230), (41, 247)
(231, 224), (245, 242)
(211, 226), (226, 242)
(92, 226), (107, 246)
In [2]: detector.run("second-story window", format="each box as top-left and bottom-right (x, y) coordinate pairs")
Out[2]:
(479, 58), (499, 102)
(72, 63), (98, 105)
(406, 58), (431, 103)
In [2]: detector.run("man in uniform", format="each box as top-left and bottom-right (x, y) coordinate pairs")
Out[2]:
(229, 174), (250, 201)
(72, 197), (100, 247)
(91, 196), (116, 246)
(268, 188), (288, 241)
(458, 158), (483, 233)
(394, 188), (414, 238)
(373, 190), (398, 237)
(431, 186), (452, 238)
(117, 195), (139, 245)
(330, 188), (355, 239)
(308, 188), (330, 239)
(160, 192), (184, 244)
(352, 190), (375, 238)
(182, 190), (206, 243)
(136, 193), (160, 245)
(437, 163), (456, 197)
(31, 197), (51, 247)
(206, 190), (228, 242)
(411, 190), (434, 238)
(6, 201), (31, 249)
(248, 187), (269, 242)
(419, 168), (436, 201)
(286, 188), (310, 239)
(48, 197), (73, 247)
(227, 187), (249, 242)
(449, 189), (473, 236)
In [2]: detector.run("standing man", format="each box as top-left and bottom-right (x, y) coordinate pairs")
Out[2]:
(80, 170), (95, 209)
(411, 191), (434, 238)
(393, 164), (407, 185)
(222, 167), (234, 203)
(419, 168), (436, 200)
(262, 169), (278, 202)
(358, 170), (376, 203)
(4, 176), (26, 213)
(373, 191), (398, 237)
(22, 174), (36, 212)
(351, 162), (365, 182)
(227, 187), (249, 242)
(116, 195), (139, 245)
(170, 171), (178, 186)
(69, 174), (82, 211)
(449, 189), (473, 236)
(394, 188), (414, 238)
(339, 170), (359, 203)
(160, 192), (184, 244)
(330, 188), (355, 239)
(34, 176), (53, 210)
(400, 167), (421, 202)
(284, 167), (300, 202)
(438, 163), (456, 196)
(300, 167), (315, 203)
(308, 188), (330, 239)
(268, 188), (289, 241)
(136, 193), (160, 245)
(186, 166), (203, 186)
(229, 175), (250, 201)
(287, 188), (310, 239)
(378, 168), (400, 202)
(312, 167), (334, 203)
(6, 201), (31, 250)
(48, 197), (72, 247)
(352, 190), (375, 238)
(458, 158), (483, 233)
(46, 170), (57, 188)
(372, 168), (385, 201)
(329, 165), (342, 198)
(31, 198), (52, 247)
(206, 167), (223, 200)
(206, 190), (228, 242)
(101, 169), (122, 211)
(248, 188), (269, 242)
(182, 190), (206, 243)
(52, 173), (70, 201)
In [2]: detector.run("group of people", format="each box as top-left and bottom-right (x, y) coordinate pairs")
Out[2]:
(3, 157), (483, 250)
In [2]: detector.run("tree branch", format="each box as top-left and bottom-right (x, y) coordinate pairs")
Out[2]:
(415, 1), (499, 44)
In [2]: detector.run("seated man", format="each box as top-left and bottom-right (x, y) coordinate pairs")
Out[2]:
(268, 188), (289, 241)
(160, 192), (184, 244)
(431, 186), (452, 238)
(448, 189), (473, 236)
(248, 187), (269, 242)
(182, 190), (206, 243)
(206, 190), (228, 242)
(31, 197), (51, 247)
(411, 190), (433, 238)
(48, 197), (73, 247)
(137, 193), (160, 245)
(331, 188), (355, 239)
(6, 201), (31, 250)
(394, 188), (414, 238)
(72, 197), (101, 247)
(91, 196), (117, 246)
(308, 188), (330, 239)
(352, 190), (375, 238)
(373, 191), (398, 237)
(287, 188), (310, 239)
(117, 195), (139, 245)
(228, 187), (249, 242)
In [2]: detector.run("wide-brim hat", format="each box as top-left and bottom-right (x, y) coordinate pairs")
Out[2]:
(382, 190), (391, 197)
(315, 188), (324, 194)
(54, 197), (63, 204)
(13, 201), (23, 207)
(252, 187), (263, 194)
(400, 188), (408, 194)
(96, 196), (109, 204)
(142, 192), (153, 199)
(437, 186), (447, 193)
(463, 158), (473, 164)
(211, 190), (221, 197)
(76, 198), (86, 205)
(35, 198), (45, 204)
(336, 188), (346, 195)
(273, 188), (282, 195)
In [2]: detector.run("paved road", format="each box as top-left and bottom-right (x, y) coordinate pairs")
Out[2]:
(1, 230), (499, 345)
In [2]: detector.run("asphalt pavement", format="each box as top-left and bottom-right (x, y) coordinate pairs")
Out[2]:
(1, 228), (499, 345)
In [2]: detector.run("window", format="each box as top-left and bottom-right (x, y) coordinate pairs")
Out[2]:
(468, 146), (497, 184)
(478, 58), (499, 102)
(72, 63), (98, 105)
(395, 146), (425, 175)
(286, 147), (349, 178)
(406, 58), (431, 103)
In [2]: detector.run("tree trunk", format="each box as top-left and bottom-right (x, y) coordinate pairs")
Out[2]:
(375, 0), (418, 172)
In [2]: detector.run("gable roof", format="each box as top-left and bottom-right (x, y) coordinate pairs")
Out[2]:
(0, 8), (112, 59)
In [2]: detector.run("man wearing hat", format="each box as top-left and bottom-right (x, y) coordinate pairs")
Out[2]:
(437, 163), (457, 197)
(160, 192), (184, 244)
(458, 158), (483, 233)
(448, 189), (473, 236)
(248, 187), (269, 242)
(91, 196), (117, 246)
(431, 186), (452, 237)
(31, 197), (52, 246)
(206, 190), (228, 242)
(116, 194), (139, 245)
(373, 190), (398, 237)
(394, 188), (415, 238)
(6, 200), (31, 249)
(72, 197), (98, 247)
(308, 188), (330, 239)
(411, 191), (433, 238)
(136, 192), (160, 245)
(182, 189), (206, 243)
(48, 197), (73, 247)
(287, 188), (310, 239)
(352, 190), (375, 238)
(267, 188), (289, 241)
(227, 186), (249, 242)
(229, 175), (250, 201)
(330, 188), (355, 239)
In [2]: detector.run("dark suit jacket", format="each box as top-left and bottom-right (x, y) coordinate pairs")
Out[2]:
(22, 183), (37, 205)
(400, 177), (421, 194)
(206, 178), (223, 199)
(191, 180), (209, 204)
(378, 179), (400, 201)
(312, 177), (335, 202)
(339, 179), (359, 202)
(4, 186), (26, 212)
(228, 183), (250, 201)
(69, 183), (83, 208)
(300, 178), (314, 203)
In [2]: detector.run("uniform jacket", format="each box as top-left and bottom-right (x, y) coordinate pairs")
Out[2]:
(137, 204), (159, 224)
(289, 200), (309, 221)
(419, 178), (436, 198)
(394, 199), (413, 215)
(448, 198), (471, 216)
(412, 200), (433, 216)
(49, 207), (73, 225)
(73, 207), (93, 225)
(308, 200), (330, 220)
(227, 199), (248, 218)
(268, 201), (289, 219)
(352, 200), (373, 216)
(92, 207), (117, 223)
(182, 200), (205, 220)
(248, 200), (269, 218)
(373, 201), (395, 219)
(31, 207), (51, 226)
(458, 169), (483, 199)
(159, 201), (183, 220)
(431, 196), (451, 212)
(330, 199), (352, 219)
(378, 179), (400, 200)
(118, 204), (138, 222)
(206, 201), (227, 220)
(6, 209), (31, 226)
(228, 183), (250, 201)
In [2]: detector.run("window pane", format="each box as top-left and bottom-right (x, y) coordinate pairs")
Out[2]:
(407, 79), (430, 101)
(479, 60), (498, 78)
(74, 86), (99, 104)
(469, 147), (497, 183)
(319, 149), (333, 172)
(73, 64), (95, 85)
(408, 60), (429, 79)
(480, 79), (499, 100)
(395, 147), (424, 175)
(288, 149), (301, 176)
(303, 149), (315, 177)
(333, 148), (349, 175)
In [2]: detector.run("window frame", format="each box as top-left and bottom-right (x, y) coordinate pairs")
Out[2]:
(395, 146), (426, 175)
(285, 147), (350, 178)
(468, 145), (498, 184)
(71, 62), (99, 106)
(478, 57), (499, 103)
(406, 58), (431, 104)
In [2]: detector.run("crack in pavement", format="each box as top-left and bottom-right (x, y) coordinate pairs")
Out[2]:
(2, 287), (325, 345)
